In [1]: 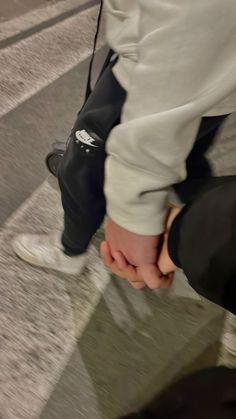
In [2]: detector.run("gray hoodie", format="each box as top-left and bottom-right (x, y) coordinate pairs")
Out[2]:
(104, 0), (236, 235)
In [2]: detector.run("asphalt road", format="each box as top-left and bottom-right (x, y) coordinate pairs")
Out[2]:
(0, 0), (61, 22)
(0, 0), (105, 225)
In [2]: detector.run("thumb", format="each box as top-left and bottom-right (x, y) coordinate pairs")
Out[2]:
(158, 206), (180, 275)
(158, 233), (177, 275)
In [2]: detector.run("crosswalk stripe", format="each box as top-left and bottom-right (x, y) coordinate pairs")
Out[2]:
(0, 5), (105, 118)
(0, 0), (97, 44)
(0, 179), (110, 419)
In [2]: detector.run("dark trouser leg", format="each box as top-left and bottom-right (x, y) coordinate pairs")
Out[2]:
(168, 176), (236, 315)
(169, 114), (236, 313)
(58, 62), (126, 255)
(173, 114), (229, 203)
(121, 366), (236, 419)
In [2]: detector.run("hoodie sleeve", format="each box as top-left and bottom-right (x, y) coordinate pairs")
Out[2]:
(104, 0), (139, 90)
(105, 0), (236, 235)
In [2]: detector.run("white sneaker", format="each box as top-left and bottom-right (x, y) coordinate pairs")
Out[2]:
(12, 233), (89, 275)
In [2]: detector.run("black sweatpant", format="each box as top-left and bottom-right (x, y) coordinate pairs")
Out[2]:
(58, 61), (126, 255)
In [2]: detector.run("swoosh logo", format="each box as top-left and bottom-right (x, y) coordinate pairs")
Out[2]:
(75, 130), (98, 148)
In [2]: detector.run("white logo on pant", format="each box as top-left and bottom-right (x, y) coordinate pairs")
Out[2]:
(75, 130), (98, 148)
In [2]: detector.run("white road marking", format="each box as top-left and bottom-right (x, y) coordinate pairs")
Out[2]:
(0, 0), (91, 43)
(0, 179), (110, 419)
(0, 5), (105, 118)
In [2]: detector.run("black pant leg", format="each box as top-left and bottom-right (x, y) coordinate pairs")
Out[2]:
(168, 176), (236, 315)
(120, 367), (236, 419)
(58, 62), (126, 254)
(173, 115), (229, 203)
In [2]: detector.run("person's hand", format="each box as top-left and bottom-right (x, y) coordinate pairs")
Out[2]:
(100, 241), (146, 289)
(101, 217), (173, 289)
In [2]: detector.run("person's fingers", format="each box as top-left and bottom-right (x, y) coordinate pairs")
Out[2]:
(137, 264), (173, 289)
(137, 264), (162, 289)
(131, 282), (146, 289)
(101, 242), (124, 277)
(101, 241), (173, 290)
(101, 241), (146, 287)
(111, 264), (146, 288)
(113, 250), (128, 270)
(113, 251), (146, 287)
(100, 241), (114, 266)
(119, 264), (145, 286)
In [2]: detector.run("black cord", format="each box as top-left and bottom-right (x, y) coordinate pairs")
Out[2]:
(85, 0), (104, 101)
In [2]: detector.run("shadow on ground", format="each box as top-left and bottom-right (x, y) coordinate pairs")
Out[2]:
(41, 275), (224, 419)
